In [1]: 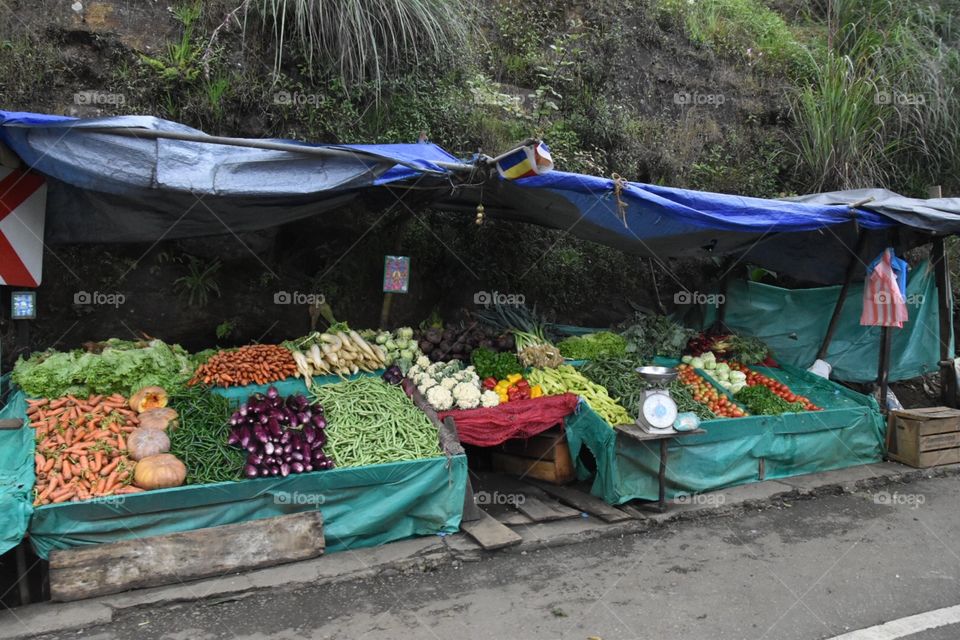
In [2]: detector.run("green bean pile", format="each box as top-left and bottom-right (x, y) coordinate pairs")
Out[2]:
(168, 385), (246, 484)
(310, 377), (441, 468)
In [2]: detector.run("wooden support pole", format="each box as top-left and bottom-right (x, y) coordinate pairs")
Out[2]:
(816, 231), (868, 360)
(933, 237), (956, 407)
(877, 326), (893, 412)
(711, 257), (736, 334)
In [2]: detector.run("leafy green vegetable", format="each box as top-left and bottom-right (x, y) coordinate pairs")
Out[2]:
(729, 334), (770, 364)
(557, 332), (627, 360)
(12, 339), (194, 398)
(470, 347), (523, 380)
(618, 313), (694, 360)
(734, 385), (803, 415)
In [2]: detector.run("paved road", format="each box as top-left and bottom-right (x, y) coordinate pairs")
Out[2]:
(33, 475), (960, 640)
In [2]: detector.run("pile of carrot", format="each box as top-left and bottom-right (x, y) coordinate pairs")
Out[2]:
(187, 344), (299, 387)
(29, 394), (143, 506)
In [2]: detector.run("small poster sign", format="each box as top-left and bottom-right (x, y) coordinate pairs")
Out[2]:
(383, 256), (410, 294)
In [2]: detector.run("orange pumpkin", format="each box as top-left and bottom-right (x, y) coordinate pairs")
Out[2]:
(133, 454), (186, 490)
(127, 428), (170, 461)
(129, 386), (168, 413)
(138, 407), (179, 432)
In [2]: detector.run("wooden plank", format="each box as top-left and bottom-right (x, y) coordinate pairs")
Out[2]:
(49, 512), (324, 602)
(898, 418), (960, 436)
(616, 504), (649, 520)
(0, 418), (23, 430)
(515, 495), (579, 522)
(890, 447), (960, 468)
(616, 424), (707, 442)
(492, 509), (534, 526)
(920, 432), (960, 452)
(460, 510), (522, 550)
(533, 483), (633, 523)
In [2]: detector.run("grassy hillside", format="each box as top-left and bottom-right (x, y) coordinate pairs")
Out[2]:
(0, 0), (957, 351)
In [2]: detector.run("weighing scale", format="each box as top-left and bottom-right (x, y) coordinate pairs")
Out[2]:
(634, 365), (680, 434)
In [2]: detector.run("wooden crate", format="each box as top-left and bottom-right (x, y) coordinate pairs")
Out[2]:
(490, 426), (575, 485)
(887, 407), (960, 468)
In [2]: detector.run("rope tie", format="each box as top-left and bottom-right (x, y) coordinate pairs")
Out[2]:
(611, 173), (629, 227)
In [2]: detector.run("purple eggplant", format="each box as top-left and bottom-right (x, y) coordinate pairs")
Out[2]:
(267, 418), (282, 438)
(264, 441), (275, 456)
(291, 451), (304, 462)
(303, 425), (317, 444)
(270, 465), (280, 476)
(243, 464), (258, 478)
(280, 462), (290, 477)
(291, 461), (305, 474)
(247, 452), (263, 465)
(227, 430), (240, 446)
(304, 463), (314, 472)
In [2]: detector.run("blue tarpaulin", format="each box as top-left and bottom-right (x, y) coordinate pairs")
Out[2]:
(2, 110), (959, 282)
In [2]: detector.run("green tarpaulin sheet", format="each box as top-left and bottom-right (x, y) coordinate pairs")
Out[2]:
(565, 364), (885, 504)
(701, 260), (950, 383)
(29, 454), (466, 559)
(0, 387), (34, 556)
(0, 377), (465, 559)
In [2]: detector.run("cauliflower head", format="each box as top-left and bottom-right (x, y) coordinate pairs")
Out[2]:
(426, 385), (454, 411)
(453, 381), (481, 409)
(480, 390), (500, 408)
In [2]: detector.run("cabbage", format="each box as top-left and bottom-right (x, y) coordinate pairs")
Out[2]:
(681, 355), (693, 364)
(715, 362), (730, 374)
(689, 357), (705, 369)
(703, 359), (717, 370)
(730, 371), (747, 383)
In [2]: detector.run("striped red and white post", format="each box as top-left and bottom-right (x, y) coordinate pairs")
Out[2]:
(0, 167), (46, 287)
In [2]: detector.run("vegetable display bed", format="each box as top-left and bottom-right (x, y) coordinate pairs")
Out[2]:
(564, 363), (885, 505)
(0, 384), (466, 560)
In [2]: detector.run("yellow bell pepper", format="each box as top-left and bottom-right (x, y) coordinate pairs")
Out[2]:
(530, 384), (543, 399)
(497, 392), (509, 403)
(495, 380), (509, 393)
(507, 373), (523, 384)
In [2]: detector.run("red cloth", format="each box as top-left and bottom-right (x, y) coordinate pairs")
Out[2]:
(437, 393), (580, 447)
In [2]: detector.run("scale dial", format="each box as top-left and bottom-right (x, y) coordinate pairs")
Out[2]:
(641, 390), (678, 430)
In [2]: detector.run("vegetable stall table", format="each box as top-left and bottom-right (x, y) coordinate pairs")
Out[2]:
(0, 371), (468, 601)
(613, 424), (706, 512)
(565, 363), (885, 505)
